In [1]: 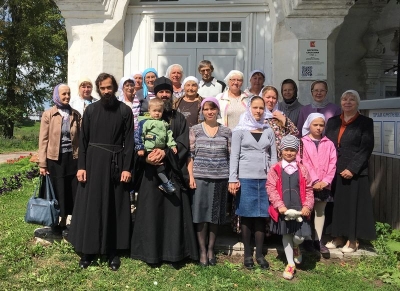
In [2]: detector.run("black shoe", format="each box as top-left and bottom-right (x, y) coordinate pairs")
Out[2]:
(208, 257), (217, 266)
(303, 240), (315, 252)
(318, 241), (330, 254)
(256, 257), (270, 269)
(244, 257), (254, 269)
(109, 256), (121, 271)
(199, 260), (208, 267)
(62, 227), (69, 239)
(51, 225), (63, 236)
(79, 254), (93, 269)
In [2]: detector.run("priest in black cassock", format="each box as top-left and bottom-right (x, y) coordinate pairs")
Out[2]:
(131, 76), (199, 265)
(68, 73), (134, 271)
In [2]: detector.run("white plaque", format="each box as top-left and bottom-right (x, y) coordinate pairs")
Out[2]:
(298, 39), (328, 80)
(383, 122), (395, 154)
(373, 121), (382, 153)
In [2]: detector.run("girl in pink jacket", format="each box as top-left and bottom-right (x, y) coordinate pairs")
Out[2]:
(298, 113), (337, 254)
(266, 135), (314, 280)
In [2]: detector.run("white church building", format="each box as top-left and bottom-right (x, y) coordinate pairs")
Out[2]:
(55, 0), (399, 104)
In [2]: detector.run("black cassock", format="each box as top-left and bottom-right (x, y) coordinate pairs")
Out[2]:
(68, 101), (134, 254)
(131, 109), (199, 264)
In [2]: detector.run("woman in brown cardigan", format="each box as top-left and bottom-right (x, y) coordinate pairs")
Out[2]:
(38, 84), (81, 235)
(173, 76), (204, 127)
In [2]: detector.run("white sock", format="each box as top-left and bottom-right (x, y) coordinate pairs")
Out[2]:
(282, 234), (295, 265)
(314, 201), (327, 241)
(293, 235), (304, 246)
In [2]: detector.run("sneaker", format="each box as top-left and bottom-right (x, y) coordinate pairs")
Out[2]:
(325, 237), (345, 249)
(303, 239), (314, 252)
(282, 264), (296, 280)
(158, 180), (176, 194)
(293, 245), (302, 264)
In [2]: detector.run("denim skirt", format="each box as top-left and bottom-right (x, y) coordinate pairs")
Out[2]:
(235, 178), (269, 217)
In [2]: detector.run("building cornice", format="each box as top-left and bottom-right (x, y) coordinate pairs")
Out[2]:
(55, 0), (120, 19)
(283, 0), (355, 18)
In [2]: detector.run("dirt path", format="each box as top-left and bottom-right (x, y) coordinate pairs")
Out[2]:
(0, 152), (36, 164)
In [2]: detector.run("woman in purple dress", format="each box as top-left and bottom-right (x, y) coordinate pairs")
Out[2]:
(297, 81), (341, 135)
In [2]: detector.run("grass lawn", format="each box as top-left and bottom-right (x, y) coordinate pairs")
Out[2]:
(0, 119), (40, 153)
(1, 181), (400, 290)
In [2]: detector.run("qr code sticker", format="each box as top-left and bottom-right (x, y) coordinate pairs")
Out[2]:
(302, 66), (313, 77)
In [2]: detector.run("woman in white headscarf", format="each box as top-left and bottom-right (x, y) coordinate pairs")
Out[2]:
(216, 70), (249, 130)
(131, 71), (143, 92)
(70, 77), (99, 116)
(261, 86), (299, 160)
(173, 76), (203, 127)
(229, 95), (277, 270)
(244, 69), (265, 98)
(118, 76), (139, 129)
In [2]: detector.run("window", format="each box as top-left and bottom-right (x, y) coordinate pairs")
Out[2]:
(154, 21), (242, 43)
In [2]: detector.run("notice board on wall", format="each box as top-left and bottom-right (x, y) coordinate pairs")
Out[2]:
(298, 39), (327, 81)
(369, 109), (400, 158)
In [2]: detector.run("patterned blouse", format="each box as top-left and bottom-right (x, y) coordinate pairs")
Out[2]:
(266, 117), (299, 160)
(189, 123), (232, 179)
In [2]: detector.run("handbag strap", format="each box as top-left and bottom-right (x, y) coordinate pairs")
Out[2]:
(45, 175), (57, 201)
(32, 176), (44, 198)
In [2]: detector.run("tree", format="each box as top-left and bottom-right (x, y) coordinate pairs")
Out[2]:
(0, 0), (67, 138)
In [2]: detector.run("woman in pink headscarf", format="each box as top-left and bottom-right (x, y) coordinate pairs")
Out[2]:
(188, 97), (231, 267)
(38, 84), (81, 235)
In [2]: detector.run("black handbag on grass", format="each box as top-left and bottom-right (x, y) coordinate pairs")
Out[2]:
(24, 175), (60, 227)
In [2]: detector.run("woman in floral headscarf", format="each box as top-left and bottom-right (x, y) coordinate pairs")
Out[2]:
(261, 86), (299, 160)
(38, 84), (81, 235)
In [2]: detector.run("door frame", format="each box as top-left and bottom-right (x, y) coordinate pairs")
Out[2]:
(124, 3), (271, 84)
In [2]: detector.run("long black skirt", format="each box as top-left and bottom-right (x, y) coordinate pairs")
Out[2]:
(131, 163), (199, 264)
(331, 174), (376, 241)
(46, 152), (77, 217)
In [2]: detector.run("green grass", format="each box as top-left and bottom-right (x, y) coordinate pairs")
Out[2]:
(0, 119), (40, 153)
(0, 167), (399, 290)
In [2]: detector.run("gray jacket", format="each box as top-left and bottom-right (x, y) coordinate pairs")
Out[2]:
(229, 128), (277, 182)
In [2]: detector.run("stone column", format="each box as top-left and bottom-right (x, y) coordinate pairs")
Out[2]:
(361, 58), (384, 99)
(269, 0), (354, 104)
(360, 19), (386, 99)
(55, 0), (129, 97)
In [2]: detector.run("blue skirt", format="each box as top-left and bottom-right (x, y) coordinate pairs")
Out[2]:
(235, 178), (269, 217)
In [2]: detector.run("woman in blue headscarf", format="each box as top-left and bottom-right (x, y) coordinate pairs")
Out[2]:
(38, 83), (81, 236)
(136, 68), (158, 115)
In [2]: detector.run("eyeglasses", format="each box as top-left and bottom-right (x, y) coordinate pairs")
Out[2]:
(230, 79), (243, 83)
(312, 90), (327, 93)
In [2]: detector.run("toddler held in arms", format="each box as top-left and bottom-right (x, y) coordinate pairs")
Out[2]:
(135, 98), (177, 193)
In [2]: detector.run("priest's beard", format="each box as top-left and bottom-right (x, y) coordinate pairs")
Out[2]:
(100, 92), (118, 110)
(163, 98), (173, 112)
